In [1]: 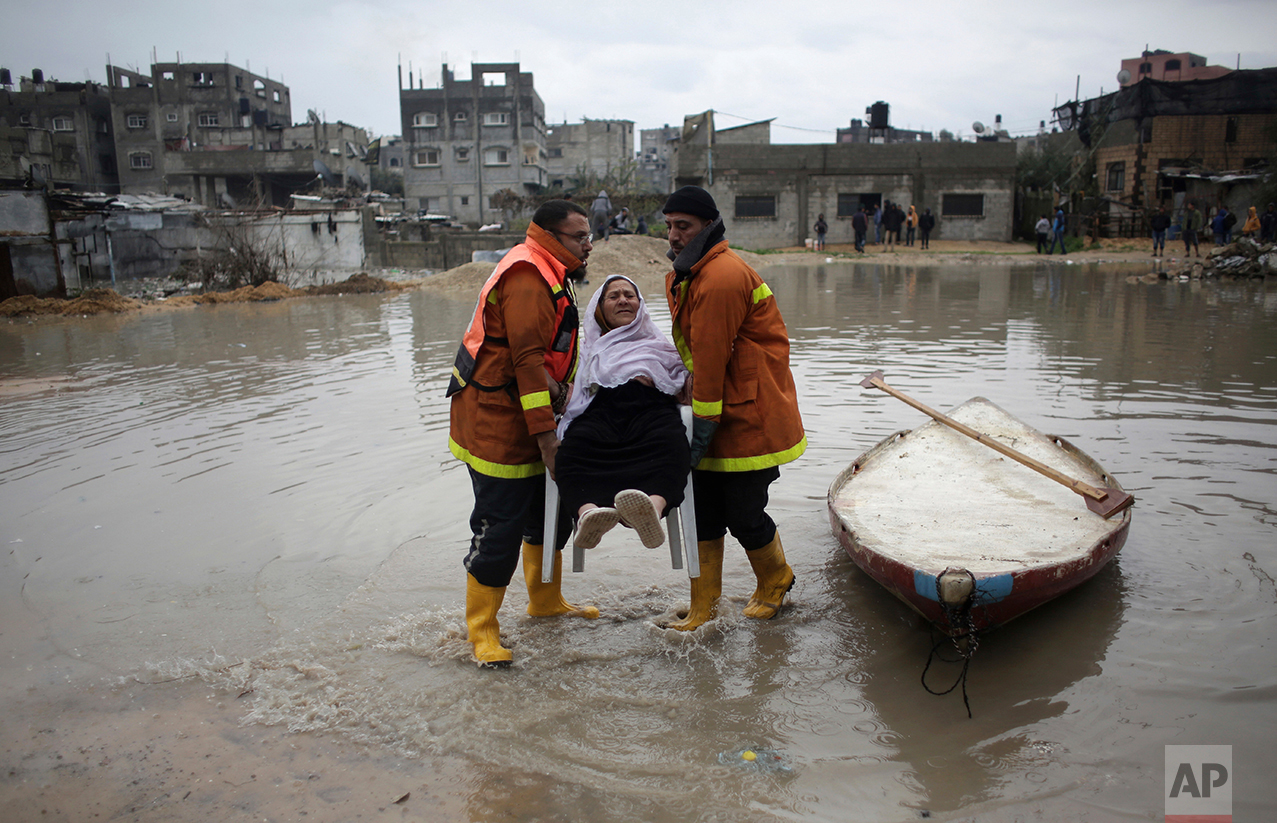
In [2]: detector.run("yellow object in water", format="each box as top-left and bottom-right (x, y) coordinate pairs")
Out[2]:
(741, 750), (756, 761)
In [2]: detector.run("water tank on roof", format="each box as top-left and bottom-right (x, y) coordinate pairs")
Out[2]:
(32, 68), (44, 83)
(868, 101), (889, 130)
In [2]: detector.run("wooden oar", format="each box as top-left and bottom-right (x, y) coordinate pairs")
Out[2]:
(859, 371), (1134, 519)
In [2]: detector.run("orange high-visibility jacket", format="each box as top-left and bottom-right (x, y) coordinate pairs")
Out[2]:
(448, 224), (581, 478)
(666, 240), (806, 472)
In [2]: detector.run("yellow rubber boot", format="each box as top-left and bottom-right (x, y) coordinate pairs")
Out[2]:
(668, 538), (725, 631)
(743, 531), (795, 619)
(465, 574), (513, 667)
(522, 542), (600, 619)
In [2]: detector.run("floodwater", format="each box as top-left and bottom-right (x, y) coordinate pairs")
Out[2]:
(2, 262), (1275, 821)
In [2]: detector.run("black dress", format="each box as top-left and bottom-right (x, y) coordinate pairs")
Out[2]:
(555, 381), (690, 518)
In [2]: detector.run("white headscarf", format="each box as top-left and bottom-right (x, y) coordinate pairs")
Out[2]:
(556, 275), (688, 438)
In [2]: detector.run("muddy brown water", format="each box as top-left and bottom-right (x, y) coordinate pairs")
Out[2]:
(2, 262), (1275, 821)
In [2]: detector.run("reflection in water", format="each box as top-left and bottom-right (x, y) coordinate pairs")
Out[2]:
(2, 265), (1276, 820)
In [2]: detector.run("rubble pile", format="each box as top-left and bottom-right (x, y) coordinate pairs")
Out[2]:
(1158, 237), (1276, 281)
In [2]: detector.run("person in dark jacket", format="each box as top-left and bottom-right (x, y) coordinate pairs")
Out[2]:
(851, 207), (868, 252)
(1261, 203), (1277, 243)
(918, 208), (935, 249)
(882, 201), (904, 251)
(1149, 205), (1171, 257)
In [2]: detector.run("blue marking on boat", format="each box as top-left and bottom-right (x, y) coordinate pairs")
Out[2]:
(914, 570), (1014, 604)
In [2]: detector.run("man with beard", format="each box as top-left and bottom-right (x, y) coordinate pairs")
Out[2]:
(446, 199), (599, 666)
(659, 186), (807, 631)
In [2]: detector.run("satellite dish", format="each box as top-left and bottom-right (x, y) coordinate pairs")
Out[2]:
(313, 158), (337, 186)
(972, 121), (986, 134)
(219, 191), (237, 208)
(1117, 69), (1132, 85)
(30, 164), (47, 189)
(307, 109), (320, 125)
(346, 168), (365, 189)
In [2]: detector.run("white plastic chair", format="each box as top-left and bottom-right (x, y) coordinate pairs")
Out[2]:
(542, 405), (699, 580)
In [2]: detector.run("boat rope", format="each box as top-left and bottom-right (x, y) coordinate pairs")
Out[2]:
(921, 570), (981, 718)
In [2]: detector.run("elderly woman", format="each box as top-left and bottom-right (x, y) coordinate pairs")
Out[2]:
(554, 275), (691, 549)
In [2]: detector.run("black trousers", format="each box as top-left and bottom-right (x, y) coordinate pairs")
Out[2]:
(691, 466), (781, 551)
(464, 467), (572, 588)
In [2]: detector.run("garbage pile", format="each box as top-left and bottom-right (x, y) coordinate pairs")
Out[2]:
(1161, 237), (1276, 280)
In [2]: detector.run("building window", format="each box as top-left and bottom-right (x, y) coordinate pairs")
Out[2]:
(837, 192), (881, 217)
(454, 111), (467, 122)
(162, 71), (175, 81)
(1225, 117), (1238, 143)
(735, 195), (776, 218)
(1165, 59), (1181, 71)
(1139, 62), (1152, 74)
(941, 193), (985, 217)
(548, 147), (563, 158)
(18, 113), (31, 127)
(129, 151), (153, 170)
(197, 112), (220, 127)
(414, 149), (440, 166)
(484, 147), (509, 165)
(460, 196), (469, 206)
(191, 71), (213, 86)
(126, 114), (148, 129)
(51, 116), (74, 132)
(456, 147), (470, 161)
(483, 112), (509, 127)
(273, 90), (281, 103)
(388, 157), (401, 167)
(166, 112), (178, 122)
(1106, 162), (1125, 192)
(412, 112), (438, 128)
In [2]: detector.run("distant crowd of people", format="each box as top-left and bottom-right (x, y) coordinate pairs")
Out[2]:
(815, 201), (935, 253)
(1034, 200), (1275, 258)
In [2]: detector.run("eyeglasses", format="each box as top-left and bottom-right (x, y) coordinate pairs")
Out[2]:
(553, 231), (592, 246)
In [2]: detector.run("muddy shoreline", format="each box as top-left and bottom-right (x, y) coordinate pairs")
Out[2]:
(2, 233), (1205, 321)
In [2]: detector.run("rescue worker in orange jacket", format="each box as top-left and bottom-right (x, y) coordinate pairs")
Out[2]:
(661, 186), (807, 631)
(446, 199), (599, 666)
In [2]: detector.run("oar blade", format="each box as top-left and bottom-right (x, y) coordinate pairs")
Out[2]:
(1086, 488), (1135, 519)
(859, 370), (885, 389)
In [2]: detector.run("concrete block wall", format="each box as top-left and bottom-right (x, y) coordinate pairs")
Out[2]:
(680, 141), (1016, 248)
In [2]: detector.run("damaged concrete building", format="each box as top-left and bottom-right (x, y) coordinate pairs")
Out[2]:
(1053, 55), (1277, 229)
(544, 117), (635, 190)
(106, 61), (369, 207)
(0, 69), (119, 191)
(2, 61), (370, 207)
(670, 110), (1016, 248)
(399, 62), (547, 223)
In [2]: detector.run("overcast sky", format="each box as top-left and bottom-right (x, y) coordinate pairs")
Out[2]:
(4, 0), (1275, 145)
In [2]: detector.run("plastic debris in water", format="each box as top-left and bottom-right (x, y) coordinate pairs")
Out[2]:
(718, 747), (792, 774)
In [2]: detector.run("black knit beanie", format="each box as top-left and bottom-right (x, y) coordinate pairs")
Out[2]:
(662, 186), (719, 221)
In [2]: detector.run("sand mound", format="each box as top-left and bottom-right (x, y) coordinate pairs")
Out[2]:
(196, 281), (300, 304)
(308, 273), (408, 296)
(1, 289), (141, 317)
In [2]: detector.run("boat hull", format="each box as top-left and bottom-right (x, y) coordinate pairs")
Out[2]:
(827, 399), (1131, 635)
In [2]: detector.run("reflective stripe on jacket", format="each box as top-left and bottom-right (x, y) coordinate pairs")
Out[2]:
(448, 224), (580, 478)
(666, 241), (806, 472)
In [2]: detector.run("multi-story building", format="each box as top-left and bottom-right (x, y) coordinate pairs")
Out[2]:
(0, 69), (118, 191)
(1054, 60), (1276, 224)
(2, 61), (370, 207)
(106, 61), (316, 207)
(544, 118), (634, 190)
(637, 124), (679, 193)
(399, 62), (547, 223)
(1118, 50), (1232, 86)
